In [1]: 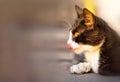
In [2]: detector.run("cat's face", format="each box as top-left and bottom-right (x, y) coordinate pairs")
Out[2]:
(67, 6), (104, 54)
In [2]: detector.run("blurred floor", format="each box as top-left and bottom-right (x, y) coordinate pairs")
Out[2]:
(0, 24), (120, 82)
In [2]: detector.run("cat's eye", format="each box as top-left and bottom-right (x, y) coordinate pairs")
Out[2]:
(74, 32), (79, 37)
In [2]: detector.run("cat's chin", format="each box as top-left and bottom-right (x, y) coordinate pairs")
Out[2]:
(74, 51), (83, 55)
(72, 48), (84, 55)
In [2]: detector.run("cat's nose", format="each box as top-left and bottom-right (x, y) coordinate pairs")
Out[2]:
(67, 44), (73, 50)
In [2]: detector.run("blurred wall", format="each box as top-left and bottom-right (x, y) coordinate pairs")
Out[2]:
(0, 0), (84, 25)
(96, 0), (120, 34)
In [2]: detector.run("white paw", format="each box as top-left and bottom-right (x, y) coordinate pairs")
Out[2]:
(70, 65), (83, 74)
(70, 63), (91, 74)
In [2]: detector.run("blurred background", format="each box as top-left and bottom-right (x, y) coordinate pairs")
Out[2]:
(0, 0), (120, 82)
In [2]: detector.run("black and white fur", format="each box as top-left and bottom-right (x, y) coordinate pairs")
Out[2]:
(67, 5), (120, 74)
(68, 31), (104, 73)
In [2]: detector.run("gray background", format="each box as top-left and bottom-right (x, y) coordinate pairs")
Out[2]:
(0, 0), (120, 82)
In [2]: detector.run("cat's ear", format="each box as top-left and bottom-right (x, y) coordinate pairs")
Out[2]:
(75, 5), (83, 18)
(83, 8), (94, 28)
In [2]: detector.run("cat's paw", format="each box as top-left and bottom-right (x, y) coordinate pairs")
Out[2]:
(70, 65), (84, 74)
(70, 63), (91, 74)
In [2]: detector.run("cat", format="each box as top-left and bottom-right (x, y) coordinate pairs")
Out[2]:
(67, 5), (120, 75)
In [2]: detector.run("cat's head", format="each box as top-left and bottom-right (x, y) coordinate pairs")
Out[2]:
(67, 5), (105, 54)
